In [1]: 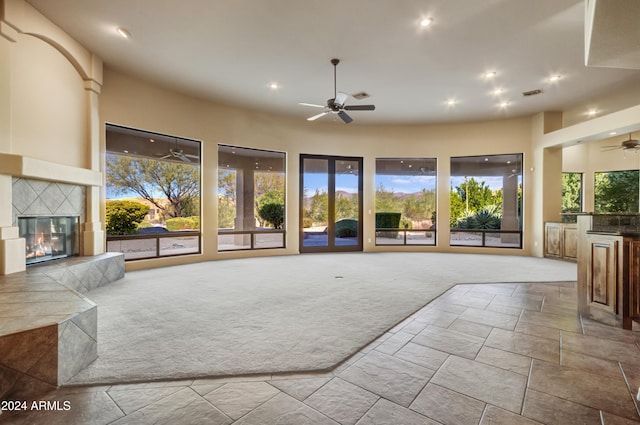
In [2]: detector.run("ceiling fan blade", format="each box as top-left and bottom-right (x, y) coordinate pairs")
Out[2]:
(338, 111), (353, 124)
(601, 147), (622, 151)
(307, 111), (329, 121)
(344, 104), (376, 111)
(334, 92), (349, 108)
(299, 102), (326, 108)
(159, 154), (172, 159)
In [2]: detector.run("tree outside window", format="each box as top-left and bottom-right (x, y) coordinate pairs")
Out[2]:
(217, 145), (286, 250)
(450, 154), (523, 248)
(105, 124), (201, 259)
(560, 172), (582, 224)
(375, 158), (436, 245)
(594, 170), (639, 213)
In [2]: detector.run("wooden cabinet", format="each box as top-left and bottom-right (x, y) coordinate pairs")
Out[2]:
(544, 222), (577, 261)
(564, 226), (578, 260)
(576, 214), (640, 330)
(586, 235), (619, 315)
(580, 232), (639, 329)
(629, 241), (640, 322)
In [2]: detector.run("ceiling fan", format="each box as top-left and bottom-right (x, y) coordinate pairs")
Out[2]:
(602, 134), (640, 152)
(299, 58), (375, 124)
(158, 139), (199, 163)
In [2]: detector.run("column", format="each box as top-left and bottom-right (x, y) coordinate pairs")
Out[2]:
(501, 174), (519, 244)
(234, 167), (256, 247)
(82, 56), (105, 256)
(0, 18), (25, 275)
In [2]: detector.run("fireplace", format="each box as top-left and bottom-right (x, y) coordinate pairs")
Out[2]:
(18, 216), (80, 265)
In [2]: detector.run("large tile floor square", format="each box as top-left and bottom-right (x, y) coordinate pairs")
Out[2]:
(2, 280), (640, 424)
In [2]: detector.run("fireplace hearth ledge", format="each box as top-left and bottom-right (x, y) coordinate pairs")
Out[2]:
(0, 252), (125, 401)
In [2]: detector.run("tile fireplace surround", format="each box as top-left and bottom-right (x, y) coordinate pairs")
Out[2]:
(12, 178), (86, 230)
(0, 253), (124, 401)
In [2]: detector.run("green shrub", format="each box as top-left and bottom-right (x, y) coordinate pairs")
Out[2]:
(470, 205), (502, 229)
(335, 219), (358, 237)
(455, 206), (501, 229)
(258, 203), (284, 229)
(165, 216), (200, 231)
(106, 200), (149, 235)
(137, 221), (152, 229)
(455, 209), (475, 229)
(303, 217), (314, 228)
(375, 212), (401, 228)
(400, 217), (413, 229)
(376, 212), (401, 238)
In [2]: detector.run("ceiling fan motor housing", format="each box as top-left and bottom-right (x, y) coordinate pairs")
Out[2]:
(301, 58), (374, 123)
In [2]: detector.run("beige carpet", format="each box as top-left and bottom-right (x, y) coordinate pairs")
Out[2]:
(67, 252), (576, 385)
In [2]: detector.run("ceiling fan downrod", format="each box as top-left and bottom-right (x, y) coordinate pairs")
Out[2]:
(331, 58), (340, 100)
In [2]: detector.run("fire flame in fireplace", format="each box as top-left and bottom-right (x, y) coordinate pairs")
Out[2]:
(25, 233), (53, 259)
(20, 216), (77, 264)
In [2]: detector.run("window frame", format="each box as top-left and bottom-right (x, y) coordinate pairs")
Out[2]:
(374, 157), (437, 246)
(217, 144), (287, 252)
(449, 153), (523, 249)
(104, 123), (202, 261)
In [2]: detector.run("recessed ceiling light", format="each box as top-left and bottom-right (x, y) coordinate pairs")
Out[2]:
(446, 99), (457, 106)
(149, 138), (155, 143)
(268, 82), (280, 90)
(609, 131), (618, 135)
(549, 75), (562, 82)
(498, 101), (510, 108)
(586, 109), (598, 117)
(484, 71), (497, 79)
(116, 27), (131, 39)
(420, 17), (433, 27)
(492, 88), (504, 96)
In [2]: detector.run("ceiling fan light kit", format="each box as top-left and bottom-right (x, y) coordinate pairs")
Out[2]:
(300, 58), (375, 124)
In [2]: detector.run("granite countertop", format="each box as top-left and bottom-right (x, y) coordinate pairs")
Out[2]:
(587, 230), (640, 238)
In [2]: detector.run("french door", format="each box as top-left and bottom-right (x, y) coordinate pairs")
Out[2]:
(300, 154), (363, 252)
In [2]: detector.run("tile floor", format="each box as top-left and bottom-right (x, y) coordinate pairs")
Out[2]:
(1, 281), (640, 424)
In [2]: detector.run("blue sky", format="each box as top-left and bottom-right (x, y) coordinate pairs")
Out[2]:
(111, 171), (514, 200)
(376, 175), (436, 194)
(302, 174), (506, 195)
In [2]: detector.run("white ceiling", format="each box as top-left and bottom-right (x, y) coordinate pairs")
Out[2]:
(26, 0), (640, 125)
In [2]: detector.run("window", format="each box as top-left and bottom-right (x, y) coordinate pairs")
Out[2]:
(218, 145), (286, 251)
(375, 158), (437, 245)
(105, 124), (201, 260)
(450, 154), (522, 248)
(594, 170), (639, 213)
(561, 172), (582, 223)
